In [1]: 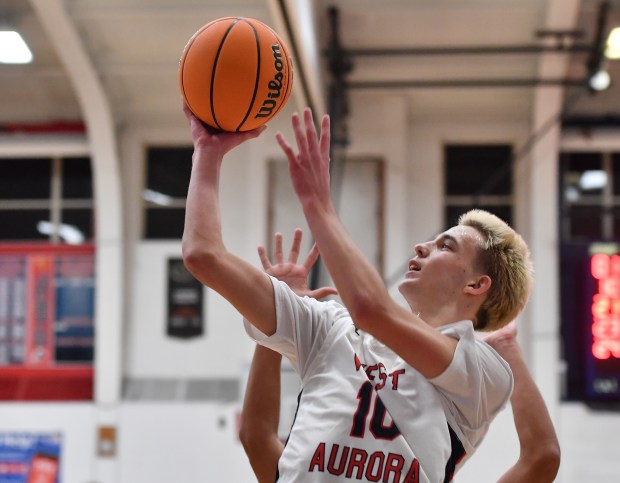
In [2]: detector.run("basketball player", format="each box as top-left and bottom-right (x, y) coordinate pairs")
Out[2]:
(239, 231), (560, 482)
(182, 104), (533, 482)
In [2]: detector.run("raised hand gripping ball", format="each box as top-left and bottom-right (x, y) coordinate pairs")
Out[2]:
(179, 17), (294, 132)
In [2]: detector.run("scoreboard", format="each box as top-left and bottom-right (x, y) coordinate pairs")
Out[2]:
(587, 246), (620, 399)
(562, 243), (620, 405)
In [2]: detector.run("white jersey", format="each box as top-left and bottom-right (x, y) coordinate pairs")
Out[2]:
(244, 277), (513, 483)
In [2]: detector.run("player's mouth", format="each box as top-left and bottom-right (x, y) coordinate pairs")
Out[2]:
(406, 259), (421, 276)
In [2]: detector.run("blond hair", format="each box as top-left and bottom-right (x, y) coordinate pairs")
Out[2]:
(458, 209), (533, 331)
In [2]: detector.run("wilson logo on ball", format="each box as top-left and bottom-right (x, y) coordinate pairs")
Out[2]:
(255, 44), (286, 119)
(179, 17), (294, 132)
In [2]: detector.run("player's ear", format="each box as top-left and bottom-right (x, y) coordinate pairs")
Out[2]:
(464, 275), (492, 295)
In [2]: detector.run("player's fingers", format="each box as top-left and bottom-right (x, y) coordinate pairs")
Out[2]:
(257, 245), (272, 270)
(304, 109), (322, 164)
(304, 107), (319, 145)
(319, 114), (331, 162)
(303, 243), (320, 271)
(288, 228), (303, 263)
(292, 112), (310, 160)
(274, 232), (284, 264)
(240, 124), (267, 142)
(182, 102), (192, 120)
(275, 132), (297, 164)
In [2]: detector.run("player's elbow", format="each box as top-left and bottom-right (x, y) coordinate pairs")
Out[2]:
(238, 422), (255, 454)
(523, 441), (561, 482)
(346, 292), (377, 327)
(537, 442), (561, 481)
(182, 239), (222, 282)
(238, 421), (270, 459)
(347, 293), (391, 333)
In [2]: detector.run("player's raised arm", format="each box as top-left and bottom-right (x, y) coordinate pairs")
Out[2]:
(181, 103), (277, 336)
(276, 109), (459, 378)
(484, 323), (561, 483)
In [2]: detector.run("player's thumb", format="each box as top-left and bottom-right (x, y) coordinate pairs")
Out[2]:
(310, 287), (338, 300)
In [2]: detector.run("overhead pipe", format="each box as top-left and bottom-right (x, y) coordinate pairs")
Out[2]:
(340, 44), (591, 57)
(347, 78), (588, 89)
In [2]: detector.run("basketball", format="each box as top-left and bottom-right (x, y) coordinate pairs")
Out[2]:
(179, 17), (294, 132)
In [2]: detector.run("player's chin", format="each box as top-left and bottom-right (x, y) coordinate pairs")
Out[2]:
(397, 278), (415, 296)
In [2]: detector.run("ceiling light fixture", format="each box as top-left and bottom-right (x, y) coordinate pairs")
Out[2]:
(0, 30), (33, 64)
(589, 69), (611, 91)
(605, 27), (620, 59)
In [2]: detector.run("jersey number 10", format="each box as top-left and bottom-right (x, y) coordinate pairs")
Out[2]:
(351, 381), (401, 440)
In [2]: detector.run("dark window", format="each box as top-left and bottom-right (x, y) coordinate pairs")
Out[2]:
(145, 208), (186, 239)
(144, 147), (193, 239)
(62, 209), (94, 240)
(613, 153), (620, 196)
(146, 147), (193, 198)
(445, 145), (512, 196)
(62, 157), (92, 199)
(0, 158), (51, 199)
(559, 151), (618, 242)
(444, 144), (513, 229)
(567, 206), (604, 240)
(0, 157), (93, 243)
(561, 152), (604, 199)
(0, 210), (50, 240)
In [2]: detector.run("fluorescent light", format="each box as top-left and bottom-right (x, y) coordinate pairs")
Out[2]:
(606, 27), (620, 60)
(0, 30), (32, 64)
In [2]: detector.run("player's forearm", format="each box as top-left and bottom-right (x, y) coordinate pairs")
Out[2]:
(510, 355), (560, 452)
(240, 345), (284, 481)
(182, 149), (227, 267)
(241, 345), (282, 438)
(182, 150), (277, 335)
(495, 341), (561, 481)
(301, 200), (390, 326)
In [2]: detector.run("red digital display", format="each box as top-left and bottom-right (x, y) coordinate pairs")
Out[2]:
(590, 253), (620, 360)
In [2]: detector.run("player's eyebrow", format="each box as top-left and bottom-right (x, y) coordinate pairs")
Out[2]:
(434, 233), (460, 247)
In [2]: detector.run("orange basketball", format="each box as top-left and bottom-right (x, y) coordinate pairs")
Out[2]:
(179, 17), (294, 132)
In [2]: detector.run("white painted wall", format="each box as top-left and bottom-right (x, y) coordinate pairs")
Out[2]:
(119, 402), (254, 482)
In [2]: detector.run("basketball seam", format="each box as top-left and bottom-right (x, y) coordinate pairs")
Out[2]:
(211, 18), (242, 131)
(236, 19), (262, 132)
(180, 17), (233, 121)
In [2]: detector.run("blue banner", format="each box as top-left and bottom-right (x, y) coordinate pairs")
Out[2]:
(0, 432), (61, 483)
